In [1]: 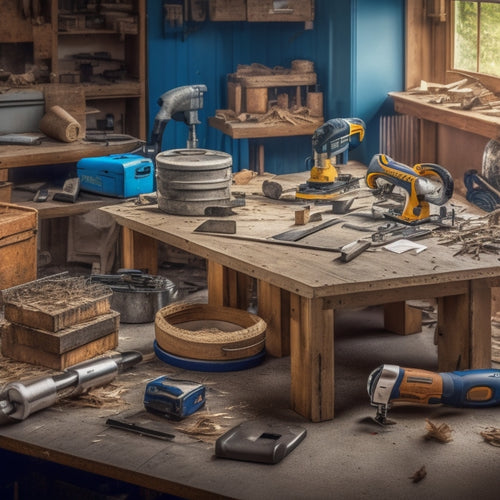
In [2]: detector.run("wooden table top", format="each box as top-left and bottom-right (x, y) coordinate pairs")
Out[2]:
(100, 167), (500, 301)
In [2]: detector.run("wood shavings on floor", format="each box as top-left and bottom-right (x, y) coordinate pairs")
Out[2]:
(176, 412), (233, 443)
(424, 418), (453, 443)
(409, 465), (427, 483)
(57, 383), (129, 409)
(480, 427), (500, 447)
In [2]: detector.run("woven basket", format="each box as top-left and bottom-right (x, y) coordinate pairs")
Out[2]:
(155, 302), (266, 360)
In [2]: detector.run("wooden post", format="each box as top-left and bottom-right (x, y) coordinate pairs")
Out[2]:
(290, 294), (334, 422)
(257, 281), (290, 357)
(437, 292), (470, 371)
(383, 301), (422, 335)
(120, 227), (158, 274)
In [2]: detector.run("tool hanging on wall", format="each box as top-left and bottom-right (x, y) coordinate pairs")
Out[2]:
(296, 117), (366, 201)
(365, 154), (454, 224)
(367, 364), (500, 426)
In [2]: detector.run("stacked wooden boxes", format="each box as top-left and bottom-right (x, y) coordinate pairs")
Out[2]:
(1, 276), (119, 370)
(0, 203), (37, 290)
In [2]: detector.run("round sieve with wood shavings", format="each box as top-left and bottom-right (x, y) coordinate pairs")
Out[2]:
(155, 302), (266, 361)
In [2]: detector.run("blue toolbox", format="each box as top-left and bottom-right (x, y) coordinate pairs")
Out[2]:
(77, 154), (154, 198)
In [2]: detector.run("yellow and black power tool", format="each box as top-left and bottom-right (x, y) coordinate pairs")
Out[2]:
(296, 118), (366, 201)
(366, 154), (454, 224)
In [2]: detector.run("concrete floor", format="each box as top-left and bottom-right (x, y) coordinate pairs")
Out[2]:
(114, 282), (500, 500)
(21, 262), (500, 499)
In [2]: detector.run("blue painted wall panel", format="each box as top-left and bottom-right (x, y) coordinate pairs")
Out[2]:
(146, 0), (404, 173)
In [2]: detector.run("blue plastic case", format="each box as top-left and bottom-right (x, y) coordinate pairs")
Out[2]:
(77, 154), (154, 198)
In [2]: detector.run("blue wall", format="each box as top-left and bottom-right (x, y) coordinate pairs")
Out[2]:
(146, 0), (404, 172)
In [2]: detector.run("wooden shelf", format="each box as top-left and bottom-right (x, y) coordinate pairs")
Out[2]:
(209, 115), (323, 139)
(0, 137), (141, 169)
(389, 91), (500, 139)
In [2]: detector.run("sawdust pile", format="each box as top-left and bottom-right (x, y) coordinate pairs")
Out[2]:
(424, 418), (453, 443)
(438, 209), (500, 259)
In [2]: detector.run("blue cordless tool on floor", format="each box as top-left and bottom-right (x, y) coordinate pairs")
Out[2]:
(368, 364), (500, 425)
(144, 376), (205, 420)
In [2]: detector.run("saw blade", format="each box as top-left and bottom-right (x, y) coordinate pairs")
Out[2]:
(482, 138), (500, 191)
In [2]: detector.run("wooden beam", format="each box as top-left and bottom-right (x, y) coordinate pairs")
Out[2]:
(290, 294), (334, 422)
(257, 281), (290, 357)
(383, 301), (422, 335)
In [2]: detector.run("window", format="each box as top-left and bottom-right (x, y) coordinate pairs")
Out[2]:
(453, 1), (500, 77)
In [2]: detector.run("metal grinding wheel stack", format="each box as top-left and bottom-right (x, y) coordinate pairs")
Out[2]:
(1, 275), (120, 370)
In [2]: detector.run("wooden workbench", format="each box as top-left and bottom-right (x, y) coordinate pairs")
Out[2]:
(100, 170), (500, 423)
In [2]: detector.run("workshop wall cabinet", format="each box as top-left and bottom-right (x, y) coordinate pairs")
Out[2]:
(209, 0), (314, 22)
(0, 0), (146, 139)
(246, 0), (314, 22)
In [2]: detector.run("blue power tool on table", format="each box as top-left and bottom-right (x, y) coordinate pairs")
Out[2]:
(144, 376), (205, 420)
(367, 364), (500, 425)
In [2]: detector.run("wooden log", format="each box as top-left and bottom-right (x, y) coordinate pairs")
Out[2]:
(246, 87), (268, 114)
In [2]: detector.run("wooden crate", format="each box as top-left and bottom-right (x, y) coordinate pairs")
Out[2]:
(1, 330), (118, 370)
(247, 0), (314, 22)
(209, 0), (247, 21)
(1, 311), (120, 354)
(3, 288), (112, 332)
(0, 181), (12, 202)
(0, 203), (37, 291)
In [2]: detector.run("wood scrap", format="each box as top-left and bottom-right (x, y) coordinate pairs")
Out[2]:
(437, 209), (500, 259)
(232, 169), (257, 185)
(409, 465), (427, 483)
(412, 77), (500, 114)
(424, 418), (453, 443)
(480, 427), (500, 447)
(257, 105), (316, 126)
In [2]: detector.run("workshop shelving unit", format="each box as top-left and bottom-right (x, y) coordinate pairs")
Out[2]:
(52, 0), (147, 139)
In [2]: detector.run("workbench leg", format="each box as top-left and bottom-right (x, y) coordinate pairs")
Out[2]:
(383, 301), (422, 335)
(207, 261), (225, 306)
(257, 281), (290, 357)
(121, 227), (158, 274)
(470, 279), (492, 368)
(437, 280), (492, 371)
(207, 261), (251, 309)
(290, 293), (334, 422)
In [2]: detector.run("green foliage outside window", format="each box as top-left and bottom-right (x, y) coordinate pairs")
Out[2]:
(454, 1), (500, 77)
